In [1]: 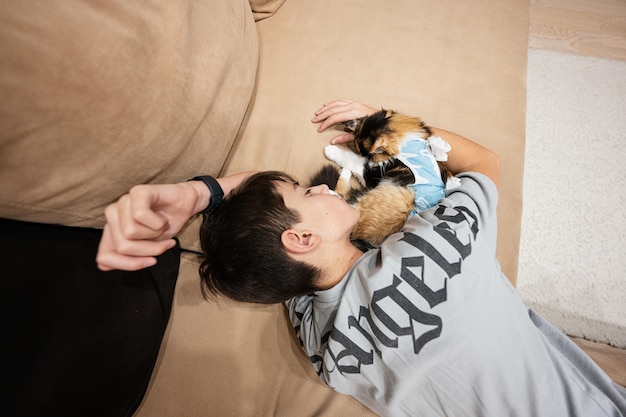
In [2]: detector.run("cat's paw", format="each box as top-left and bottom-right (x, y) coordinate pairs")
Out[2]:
(324, 145), (366, 181)
(324, 145), (346, 165)
(339, 167), (352, 181)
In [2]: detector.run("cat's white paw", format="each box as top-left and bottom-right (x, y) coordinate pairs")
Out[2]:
(339, 167), (352, 180)
(324, 145), (346, 165)
(324, 145), (366, 181)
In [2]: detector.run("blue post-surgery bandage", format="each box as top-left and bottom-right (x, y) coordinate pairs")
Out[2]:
(396, 135), (449, 214)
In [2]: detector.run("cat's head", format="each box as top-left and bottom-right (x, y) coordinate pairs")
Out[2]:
(344, 109), (431, 164)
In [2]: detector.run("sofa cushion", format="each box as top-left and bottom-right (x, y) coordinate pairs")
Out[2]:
(0, 0), (258, 228)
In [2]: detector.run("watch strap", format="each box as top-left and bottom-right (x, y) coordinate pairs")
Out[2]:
(189, 176), (224, 213)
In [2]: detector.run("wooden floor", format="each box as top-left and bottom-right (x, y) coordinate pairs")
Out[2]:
(529, 0), (626, 61)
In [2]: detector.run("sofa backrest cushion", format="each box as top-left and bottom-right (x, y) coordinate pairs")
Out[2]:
(0, 0), (258, 228)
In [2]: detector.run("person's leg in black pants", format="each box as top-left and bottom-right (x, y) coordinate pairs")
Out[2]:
(0, 218), (180, 417)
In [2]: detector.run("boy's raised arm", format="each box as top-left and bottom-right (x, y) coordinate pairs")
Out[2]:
(96, 171), (254, 272)
(430, 127), (500, 187)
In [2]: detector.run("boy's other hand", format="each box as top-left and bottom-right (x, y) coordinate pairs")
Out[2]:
(311, 99), (378, 144)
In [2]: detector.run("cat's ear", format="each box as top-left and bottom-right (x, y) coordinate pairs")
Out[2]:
(281, 229), (320, 254)
(370, 136), (388, 153)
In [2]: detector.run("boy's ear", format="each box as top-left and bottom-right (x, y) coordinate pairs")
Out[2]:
(281, 229), (320, 254)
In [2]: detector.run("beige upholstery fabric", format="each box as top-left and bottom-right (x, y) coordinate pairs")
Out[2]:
(249, 0), (287, 21)
(225, 0), (529, 285)
(0, 0), (258, 228)
(137, 1), (531, 415)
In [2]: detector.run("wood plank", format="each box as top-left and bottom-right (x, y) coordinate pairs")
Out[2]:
(530, 0), (626, 61)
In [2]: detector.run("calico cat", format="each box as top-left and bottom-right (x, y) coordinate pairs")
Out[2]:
(310, 109), (457, 249)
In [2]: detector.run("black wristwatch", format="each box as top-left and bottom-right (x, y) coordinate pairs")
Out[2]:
(189, 176), (224, 213)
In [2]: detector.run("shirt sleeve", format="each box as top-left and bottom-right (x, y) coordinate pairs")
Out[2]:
(446, 172), (497, 220)
(407, 172), (500, 255)
(284, 295), (339, 376)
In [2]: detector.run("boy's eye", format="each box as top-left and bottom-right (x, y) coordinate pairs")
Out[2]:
(305, 188), (312, 195)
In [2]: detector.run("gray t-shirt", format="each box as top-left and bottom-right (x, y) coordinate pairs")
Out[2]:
(286, 173), (626, 417)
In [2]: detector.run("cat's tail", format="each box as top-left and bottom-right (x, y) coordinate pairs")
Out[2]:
(308, 164), (340, 189)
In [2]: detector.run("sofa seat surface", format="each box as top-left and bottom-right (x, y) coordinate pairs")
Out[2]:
(137, 0), (532, 415)
(224, 0), (528, 286)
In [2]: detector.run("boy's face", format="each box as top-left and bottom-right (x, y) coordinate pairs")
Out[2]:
(278, 181), (359, 242)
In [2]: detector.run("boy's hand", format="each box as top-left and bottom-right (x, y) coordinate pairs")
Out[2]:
(311, 99), (378, 144)
(96, 171), (255, 272)
(96, 182), (202, 271)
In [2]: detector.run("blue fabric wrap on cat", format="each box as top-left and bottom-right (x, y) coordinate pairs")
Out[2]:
(396, 137), (445, 215)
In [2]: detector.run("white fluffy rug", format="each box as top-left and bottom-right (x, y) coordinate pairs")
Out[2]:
(517, 48), (626, 348)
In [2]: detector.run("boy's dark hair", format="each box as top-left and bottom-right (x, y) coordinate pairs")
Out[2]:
(199, 171), (322, 304)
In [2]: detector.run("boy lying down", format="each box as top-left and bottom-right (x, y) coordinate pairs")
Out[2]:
(97, 100), (626, 417)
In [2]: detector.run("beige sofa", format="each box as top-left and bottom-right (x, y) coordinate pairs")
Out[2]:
(1, 1), (622, 416)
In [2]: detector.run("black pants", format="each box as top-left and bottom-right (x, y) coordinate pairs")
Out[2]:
(0, 218), (180, 417)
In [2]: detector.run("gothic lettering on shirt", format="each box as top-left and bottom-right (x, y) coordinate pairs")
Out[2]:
(322, 204), (478, 376)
